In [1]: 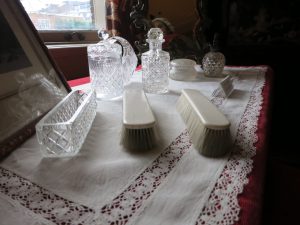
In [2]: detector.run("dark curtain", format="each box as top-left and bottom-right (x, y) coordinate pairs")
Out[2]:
(105, 0), (149, 47)
(105, 0), (133, 39)
(105, 0), (121, 36)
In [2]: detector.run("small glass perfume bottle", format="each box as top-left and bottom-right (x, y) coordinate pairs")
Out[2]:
(202, 34), (225, 77)
(142, 28), (170, 94)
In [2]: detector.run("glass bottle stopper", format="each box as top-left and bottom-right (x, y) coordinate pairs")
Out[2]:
(146, 28), (165, 43)
(98, 29), (109, 41)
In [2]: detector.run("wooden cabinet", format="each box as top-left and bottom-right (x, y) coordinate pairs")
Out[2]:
(48, 46), (89, 81)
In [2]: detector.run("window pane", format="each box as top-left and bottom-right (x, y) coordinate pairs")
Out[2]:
(20, 0), (95, 30)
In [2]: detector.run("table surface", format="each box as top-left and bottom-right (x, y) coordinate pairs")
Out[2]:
(0, 66), (272, 225)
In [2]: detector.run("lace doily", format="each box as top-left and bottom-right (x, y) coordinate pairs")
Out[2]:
(96, 69), (266, 225)
(0, 68), (266, 225)
(98, 131), (192, 224)
(196, 70), (266, 225)
(0, 167), (95, 225)
(0, 131), (192, 225)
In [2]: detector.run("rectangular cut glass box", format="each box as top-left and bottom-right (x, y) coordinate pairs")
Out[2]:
(36, 90), (97, 157)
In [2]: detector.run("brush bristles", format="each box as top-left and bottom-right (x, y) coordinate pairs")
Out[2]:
(121, 126), (157, 150)
(197, 128), (231, 157)
(121, 89), (157, 151)
(176, 93), (231, 157)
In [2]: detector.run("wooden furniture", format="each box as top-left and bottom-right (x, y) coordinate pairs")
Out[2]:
(48, 46), (89, 81)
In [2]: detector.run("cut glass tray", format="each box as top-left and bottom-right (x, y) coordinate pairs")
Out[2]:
(36, 90), (97, 157)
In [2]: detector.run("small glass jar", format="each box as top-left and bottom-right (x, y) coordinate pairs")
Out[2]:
(202, 33), (226, 78)
(142, 28), (170, 94)
(202, 50), (225, 77)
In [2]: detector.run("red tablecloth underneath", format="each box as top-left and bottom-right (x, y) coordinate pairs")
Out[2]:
(235, 66), (273, 225)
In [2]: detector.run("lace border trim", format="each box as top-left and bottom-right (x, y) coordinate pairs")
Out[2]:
(196, 71), (265, 225)
(0, 167), (95, 225)
(98, 130), (192, 224)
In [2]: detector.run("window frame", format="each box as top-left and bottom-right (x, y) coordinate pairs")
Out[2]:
(40, 30), (99, 44)
(21, 0), (106, 44)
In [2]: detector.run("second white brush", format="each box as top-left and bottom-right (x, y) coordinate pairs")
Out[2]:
(176, 89), (231, 157)
(121, 89), (157, 150)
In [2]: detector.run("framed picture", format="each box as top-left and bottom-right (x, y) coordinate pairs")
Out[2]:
(0, 0), (71, 158)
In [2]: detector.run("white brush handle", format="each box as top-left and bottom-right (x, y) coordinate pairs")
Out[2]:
(177, 89), (232, 157)
(181, 89), (230, 130)
(123, 89), (155, 129)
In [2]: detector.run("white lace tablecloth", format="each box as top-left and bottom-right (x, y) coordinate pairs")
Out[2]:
(0, 66), (266, 225)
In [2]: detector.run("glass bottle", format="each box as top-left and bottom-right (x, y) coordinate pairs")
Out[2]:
(142, 28), (170, 94)
(202, 34), (226, 77)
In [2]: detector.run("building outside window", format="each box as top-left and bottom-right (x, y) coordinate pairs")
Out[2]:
(36, 18), (51, 30)
(20, 0), (105, 44)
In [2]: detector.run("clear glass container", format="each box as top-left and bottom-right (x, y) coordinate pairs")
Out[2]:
(142, 28), (170, 94)
(202, 51), (225, 77)
(202, 33), (226, 78)
(111, 36), (138, 85)
(87, 31), (137, 100)
(36, 90), (97, 157)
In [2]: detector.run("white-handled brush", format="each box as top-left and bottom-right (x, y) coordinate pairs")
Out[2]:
(121, 89), (157, 150)
(176, 89), (231, 157)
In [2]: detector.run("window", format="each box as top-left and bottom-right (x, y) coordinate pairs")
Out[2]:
(20, 0), (106, 44)
(36, 19), (51, 30)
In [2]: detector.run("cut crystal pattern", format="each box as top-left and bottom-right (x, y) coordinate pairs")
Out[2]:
(110, 36), (138, 85)
(202, 51), (225, 77)
(88, 35), (137, 100)
(88, 44), (123, 100)
(142, 28), (170, 94)
(36, 90), (97, 157)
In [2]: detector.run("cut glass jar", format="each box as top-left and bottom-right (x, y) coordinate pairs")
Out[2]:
(87, 31), (137, 100)
(202, 51), (225, 77)
(202, 33), (226, 78)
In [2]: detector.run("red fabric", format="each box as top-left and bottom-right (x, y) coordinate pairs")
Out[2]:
(135, 65), (142, 71)
(105, 0), (122, 36)
(68, 77), (90, 87)
(68, 66), (141, 87)
(234, 66), (273, 225)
